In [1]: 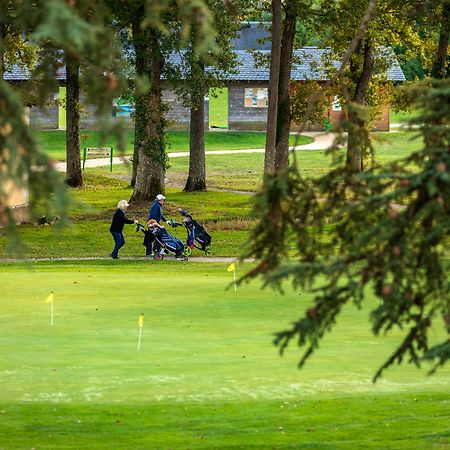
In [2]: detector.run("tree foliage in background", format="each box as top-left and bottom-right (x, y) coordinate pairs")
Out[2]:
(110, 0), (219, 202)
(243, 78), (449, 380)
(1, 0), (218, 238)
(317, 0), (425, 171)
(290, 80), (329, 127)
(0, 0), (126, 236)
(168, 0), (240, 192)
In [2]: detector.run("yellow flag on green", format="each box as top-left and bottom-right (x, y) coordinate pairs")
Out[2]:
(227, 262), (236, 272)
(45, 293), (54, 303)
(138, 314), (144, 327)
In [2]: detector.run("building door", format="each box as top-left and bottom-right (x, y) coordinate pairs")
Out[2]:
(209, 88), (228, 129)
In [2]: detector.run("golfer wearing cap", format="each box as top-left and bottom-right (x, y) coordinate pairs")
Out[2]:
(147, 194), (171, 256)
(109, 199), (138, 259)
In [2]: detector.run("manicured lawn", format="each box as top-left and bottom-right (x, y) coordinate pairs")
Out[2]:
(0, 261), (448, 448)
(0, 130), (426, 258)
(390, 108), (421, 124)
(91, 131), (424, 192)
(35, 130), (313, 161)
(1, 124), (448, 448)
(0, 173), (253, 258)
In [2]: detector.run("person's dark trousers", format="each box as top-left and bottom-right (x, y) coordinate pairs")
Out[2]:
(153, 239), (162, 254)
(145, 234), (155, 255)
(111, 231), (125, 258)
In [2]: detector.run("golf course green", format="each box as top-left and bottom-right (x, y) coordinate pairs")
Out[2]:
(0, 261), (448, 448)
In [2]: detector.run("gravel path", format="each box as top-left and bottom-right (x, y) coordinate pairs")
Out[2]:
(0, 256), (252, 263)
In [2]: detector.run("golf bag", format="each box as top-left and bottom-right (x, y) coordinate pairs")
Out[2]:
(137, 223), (187, 260)
(176, 209), (212, 255)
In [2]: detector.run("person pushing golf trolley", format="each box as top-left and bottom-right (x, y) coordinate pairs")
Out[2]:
(136, 219), (187, 261)
(146, 193), (172, 256)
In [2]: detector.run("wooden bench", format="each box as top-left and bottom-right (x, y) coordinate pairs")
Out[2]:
(82, 147), (114, 172)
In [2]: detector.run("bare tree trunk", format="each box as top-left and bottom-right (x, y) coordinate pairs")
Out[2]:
(184, 72), (206, 191)
(264, 0), (282, 174)
(346, 39), (374, 172)
(274, 1), (296, 174)
(130, 18), (166, 202)
(65, 53), (83, 187)
(432, 2), (449, 79)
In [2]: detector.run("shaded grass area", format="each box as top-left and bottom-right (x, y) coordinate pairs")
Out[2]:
(0, 261), (448, 448)
(35, 130), (312, 161)
(2, 394), (449, 449)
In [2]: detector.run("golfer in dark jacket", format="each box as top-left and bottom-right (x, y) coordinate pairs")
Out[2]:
(110, 199), (137, 259)
(147, 194), (170, 255)
(148, 194), (170, 223)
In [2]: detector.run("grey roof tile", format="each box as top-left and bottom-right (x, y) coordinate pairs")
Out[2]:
(228, 48), (405, 82)
(3, 65), (66, 81)
(231, 23), (271, 51)
(4, 47), (404, 83)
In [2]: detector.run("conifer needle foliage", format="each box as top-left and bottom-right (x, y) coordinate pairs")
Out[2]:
(243, 80), (449, 381)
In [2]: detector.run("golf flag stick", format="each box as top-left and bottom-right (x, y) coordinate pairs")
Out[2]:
(45, 293), (54, 327)
(137, 313), (144, 351)
(227, 262), (237, 293)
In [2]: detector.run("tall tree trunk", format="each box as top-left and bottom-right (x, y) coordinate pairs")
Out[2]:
(130, 18), (166, 202)
(184, 67), (206, 192)
(346, 39), (374, 172)
(131, 132), (139, 187)
(65, 53), (83, 187)
(264, 0), (282, 174)
(431, 1), (450, 79)
(0, 22), (5, 78)
(274, 1), (296, 174)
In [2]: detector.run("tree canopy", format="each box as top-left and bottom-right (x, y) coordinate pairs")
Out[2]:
(243, 0), (449, 379)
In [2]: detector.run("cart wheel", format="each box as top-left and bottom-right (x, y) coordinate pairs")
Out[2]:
(184, 247), (192, 256)
(205, 247), (211, 256)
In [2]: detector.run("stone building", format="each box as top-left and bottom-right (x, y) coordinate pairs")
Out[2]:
(3, 24), (405, 132)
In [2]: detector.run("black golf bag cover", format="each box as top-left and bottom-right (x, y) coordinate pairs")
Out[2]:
(185, 219), (212, 250)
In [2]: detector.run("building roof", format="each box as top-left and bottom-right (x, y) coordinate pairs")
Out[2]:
(231, 22), (271, 51)
(4, 29), (405, 83)
(3, 65), (66, 81)
(3, 65), (32, 81)
(228, 47), (405, 82)
(166, 47), (405, 82)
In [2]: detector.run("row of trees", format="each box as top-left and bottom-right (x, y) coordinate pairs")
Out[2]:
(0, 0), (238, 227)
(244, 0), (449, 379)
(2, 0), (447, 209)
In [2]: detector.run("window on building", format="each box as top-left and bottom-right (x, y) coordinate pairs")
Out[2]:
(245, 88), (268, 108)
(332, 96), (342, 111)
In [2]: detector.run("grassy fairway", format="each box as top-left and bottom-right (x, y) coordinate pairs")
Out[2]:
(0, 261), (449, 448)
(35, 130), (312, 161)
(95, 131), (423, 191)
(390, 108), (421, 124)
(0, 178), (253, 258)
(0, 130), (426, 258)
